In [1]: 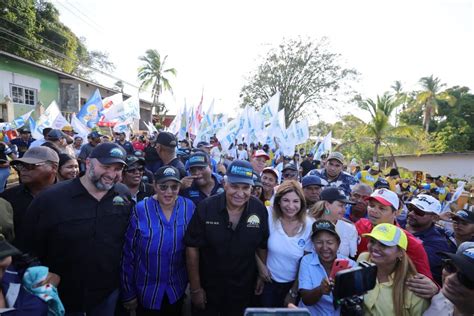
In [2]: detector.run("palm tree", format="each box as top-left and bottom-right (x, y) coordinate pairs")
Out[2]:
(358, 93), (419, 162)
(137, 49), (177, 123)
(417, 75), (456, 132)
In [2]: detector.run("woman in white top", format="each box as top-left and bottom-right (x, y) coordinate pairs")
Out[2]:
(309, 187), (358, 258)
(260, 180), (314, 307)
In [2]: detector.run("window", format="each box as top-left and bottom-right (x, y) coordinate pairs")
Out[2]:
(10, 85), (37, 106)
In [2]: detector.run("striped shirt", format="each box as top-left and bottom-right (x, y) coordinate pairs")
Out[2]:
(121, 195), (195, 309)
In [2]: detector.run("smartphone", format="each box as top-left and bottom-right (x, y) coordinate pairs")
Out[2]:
(333, 261), (377, 300)
(244, 308), (311, 316)
(329, 259), (350, 280)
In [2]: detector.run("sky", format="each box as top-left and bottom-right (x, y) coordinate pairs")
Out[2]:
(50, 0), (474, 123)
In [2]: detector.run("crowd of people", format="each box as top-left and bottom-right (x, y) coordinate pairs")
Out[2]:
(0, 125), (471, 316)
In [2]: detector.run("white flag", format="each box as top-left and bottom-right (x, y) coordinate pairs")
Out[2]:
(71, 113), (90, 140)
(315, 131), (332, 160)
(295, 119), (309, 145)
(32, 100), (61, 139)
(258, 92), (280, 124)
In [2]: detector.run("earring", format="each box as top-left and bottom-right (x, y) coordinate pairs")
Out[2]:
(324, 209), (331, 215)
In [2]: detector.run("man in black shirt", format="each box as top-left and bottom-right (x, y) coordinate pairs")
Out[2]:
(115, 132), (134, 155)
(18, 142), (132, 314)
(155, 132), (186, 178)
(0, 146), (58, 239)
(185, 160), (269, 316)
(300, 152), (319, 176)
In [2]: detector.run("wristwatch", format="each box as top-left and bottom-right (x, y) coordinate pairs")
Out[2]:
(289, 289), (298, 298)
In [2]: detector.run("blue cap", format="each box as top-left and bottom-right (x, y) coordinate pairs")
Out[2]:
(88, 131), (103, 139)
(187, 152), (210, 168)
(226, 160), (254, 185)
(47, 129), (66, 140)
(302, 175), (327, 188)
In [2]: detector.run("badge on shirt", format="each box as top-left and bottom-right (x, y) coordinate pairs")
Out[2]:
(298, 239), (305, 248)
(246, 214), (260, 228)
(113, 196), (126, 206)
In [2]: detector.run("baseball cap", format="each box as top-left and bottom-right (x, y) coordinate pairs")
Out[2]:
(0, 234), (21, 260)
(374, 178), (390, 189)
(408, 194), (442, 215)
(154, 166), (181, 184)
(386, 168), (400, 177)
(252, 172), (263, 188)
(453, 209), (474, 224)
(327, 152), (345, 164)
(19, 128), (31, 134)
(282, 163), (298, 172)
(320, 187), (355, 204)
(61, 126), (77, 134)
(187, 152), (210, 168)
(302, 175), (327, 188)
(367, 188), (400, 209)
(47, 129), (66, 140)
(439, 242), (474, 282)
(11, 146), (59, 165)
(197, 141), (212, 148)
(226, 160), (254, 185)
(253, 149), (270, 161)
(156, 132), (177, 147)
(89, 143), (126, 165)
(262, 167), (279, 181)
(311, 219), (340, 241)
(88, 131), (102, 139)
(363, 223), (408, 250)
(125, 155), (145, 168)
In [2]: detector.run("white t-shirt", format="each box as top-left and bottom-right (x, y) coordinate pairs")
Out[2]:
(237, 149), (248, 160)
(267, 209), (315, 282)
(335, 220), (358, 258)
(210, 146), (222, 162)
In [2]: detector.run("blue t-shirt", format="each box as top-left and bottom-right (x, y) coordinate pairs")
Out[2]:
(298, 252), (356, 316)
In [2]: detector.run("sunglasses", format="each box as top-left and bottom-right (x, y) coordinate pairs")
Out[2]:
(13, 162), (48, 171)
(442, 258), (474, 289)
(407, 205), (427, 217)
(126, 167), (144, 173)
(157, 184), (180, 192)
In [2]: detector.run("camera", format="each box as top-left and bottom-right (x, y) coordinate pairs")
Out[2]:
(332, 261), (377, 316)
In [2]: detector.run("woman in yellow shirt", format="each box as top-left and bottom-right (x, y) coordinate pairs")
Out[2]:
(358, 223), (430, 316)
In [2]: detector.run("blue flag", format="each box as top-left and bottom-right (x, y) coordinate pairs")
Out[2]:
(77, 89), (103, 128)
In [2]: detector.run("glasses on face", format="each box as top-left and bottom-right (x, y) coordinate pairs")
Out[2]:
(126, 167), (144, 173)
(407, 205), (426, 217)
(157, 184), (180, 192)
(13, 162), (47, 171)
(283, 172), (298, 178)
(442, 258), (474, 289)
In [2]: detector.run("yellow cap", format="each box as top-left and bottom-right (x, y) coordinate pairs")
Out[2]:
(362, 223), (408, 250)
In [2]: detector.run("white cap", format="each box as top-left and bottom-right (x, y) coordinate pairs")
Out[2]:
(368, 188), (400, 209)
(409, 194), (442, 215)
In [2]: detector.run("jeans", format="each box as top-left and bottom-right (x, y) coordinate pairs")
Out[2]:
(261, 279), (294, 307)
(65, 289), (120, 316)
(0, 167), (10, 193)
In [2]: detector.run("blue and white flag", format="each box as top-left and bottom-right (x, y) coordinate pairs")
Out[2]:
(295, 119), (309, 145)
(314, 131), (332, 160)
(77, 89), (103, 128)
(259, 92), (280, 124)
(11, 110), (34, 130)
(71, 113), (90, 141)
(32, 101), (61, 139)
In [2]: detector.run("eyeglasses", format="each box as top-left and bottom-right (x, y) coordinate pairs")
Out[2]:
(283, 172), (298, 178)
(407, 204), (426, 217)
(126, 167), (144, 173)
(13, 162), (48, 171)
(157, 184), (180, 192)
(442, 258), (474, 289)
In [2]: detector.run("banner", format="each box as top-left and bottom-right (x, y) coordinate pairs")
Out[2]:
(99, 93), (123, 126)
(71, 113), (90, 140)
(295, 119), (309, 145)
(32, 100), (61, 139)
(314, 131), (332, 160)
(77, 89), (103, 128)
(259, 92), (280, 124)
(103, 96), (140, 122)
(11, 110), (34, 130)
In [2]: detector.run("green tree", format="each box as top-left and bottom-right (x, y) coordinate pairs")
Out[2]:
(240, 37), (358, 126)
(417, 75), (456, 132)
(358, 94), (420, 162)
(137, 49), (176, 123)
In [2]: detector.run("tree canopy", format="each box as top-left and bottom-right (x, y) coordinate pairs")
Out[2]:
(240, 37), (357, 126)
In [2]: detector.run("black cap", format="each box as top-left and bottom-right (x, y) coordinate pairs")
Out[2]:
(226, 160), (254, 185)
(47, 129), (66, 140)
(302, 175), (327, 188)
(453, 209), (474, 224)
(187, 152), (210, 168)
(19, 128), (31, 134)
(197, 141), (212, 148)
(89, 143), (126, 165)
(154, 166), (181, 184)
(88, 131), (103, 139)
(374, 178), (390, 189)
(311, 219), (340, 241)
(282, 163), (298, 172)
(125, 155), (145, 168)
(439, 242), (474, 282)
(0, 234), (21, 259)
(386, 168), (400, 177)
(320, 187), (355, 204)
(156, 132), (177, 147)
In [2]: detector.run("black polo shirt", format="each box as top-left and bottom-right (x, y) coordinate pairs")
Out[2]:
(184, 192), (269, 298)
(0, 184), (34, 240)
(18, 178), (132, 312)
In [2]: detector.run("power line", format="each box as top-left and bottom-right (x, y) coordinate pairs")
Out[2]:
(52, 0), (103, 34)
(61, 0), (102, 30)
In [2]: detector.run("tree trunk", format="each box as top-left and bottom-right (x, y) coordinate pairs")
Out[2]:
(373, 139), (380, 163)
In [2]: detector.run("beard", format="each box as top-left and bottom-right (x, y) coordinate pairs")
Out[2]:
(88, 162), (116, 191)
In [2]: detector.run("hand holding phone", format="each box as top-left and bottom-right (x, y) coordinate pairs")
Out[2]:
(329, 259), (350, 280)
